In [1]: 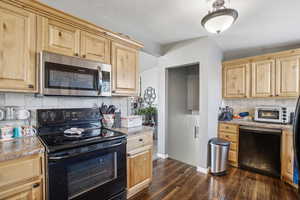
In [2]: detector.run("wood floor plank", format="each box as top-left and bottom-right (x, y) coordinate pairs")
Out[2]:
(129, 158), (300, 200)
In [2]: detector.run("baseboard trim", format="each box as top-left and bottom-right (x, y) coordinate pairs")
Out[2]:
(197, 166), (209, 174)
(157, 153), (169, 159)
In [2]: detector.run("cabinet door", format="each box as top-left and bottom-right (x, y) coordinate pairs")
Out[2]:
(80, 31), (110, 63)
(281, 130), (294, 184)
(43, 18), (80, 57)
(276, 55), (300, 97)
(251, 59), (275, 97)
(0, 3), (37, 92)
(127, 149), (152, 188)
(223, 63), (250, 98)
(111, 42), (139, 95)
(0, 181), (42, 200)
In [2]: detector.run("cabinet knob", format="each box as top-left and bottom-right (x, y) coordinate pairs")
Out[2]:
(28, 84), (34, 89)
(74, 53), (79, 57)
(112, 90), (116, 93)
(82, 55), (86, 58)
(33, 183), (40, 188)
(139, 138), (143, 142)
(58, 31), (62, 37)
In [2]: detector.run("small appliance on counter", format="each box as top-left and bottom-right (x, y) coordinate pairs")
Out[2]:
(218, 106), (233, 121)
(254, 106), (291, 124)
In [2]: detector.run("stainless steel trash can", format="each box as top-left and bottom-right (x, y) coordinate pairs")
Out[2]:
(208, 137), (230, 175)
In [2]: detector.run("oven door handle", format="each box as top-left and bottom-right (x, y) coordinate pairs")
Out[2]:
(98, 65), (102, 95)
(48, 141), (124, 161)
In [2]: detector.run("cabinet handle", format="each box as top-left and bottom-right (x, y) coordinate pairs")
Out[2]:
(33, 183), (40, 188)
(28, 84), (34, 89)
(3, 23), (6, 30)
(58, 31), (62, 37)
(112, 90), (116, 93)
(275, 94), (279, 96)
(74, 53), (79, 57)
(82, 55), (86, 58)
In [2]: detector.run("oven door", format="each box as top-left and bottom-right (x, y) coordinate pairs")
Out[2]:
(47, 139), (126, 200)
(40, 51), (111, 97)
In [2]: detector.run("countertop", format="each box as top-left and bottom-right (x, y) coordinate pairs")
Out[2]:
(0, 136), (45, 163)
(109, 126), (154, 137)
(220, 119), (293, 130)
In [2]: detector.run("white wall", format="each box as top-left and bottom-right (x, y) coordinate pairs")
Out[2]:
(158, 38), (223, 169)
(139, 52), (159, 105)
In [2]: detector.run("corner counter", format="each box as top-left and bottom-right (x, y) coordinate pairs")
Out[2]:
(220, 119), (293, 130)
(0, 136), (44, 163)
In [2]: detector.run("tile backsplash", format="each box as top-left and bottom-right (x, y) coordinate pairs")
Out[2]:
(222, 98), (298, 115)
(0, 93), (129, 126)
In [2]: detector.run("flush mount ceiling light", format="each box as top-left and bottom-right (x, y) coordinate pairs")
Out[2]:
(201, 0), (238, 34)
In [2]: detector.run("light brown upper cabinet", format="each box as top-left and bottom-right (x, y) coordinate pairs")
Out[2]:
(251, 59), (276, 97)
(111, 42), (139, 95)
(42, 18), (111, 63)
(223, 49), (300, 98)
(80, 31), (110, 63)
(42, 18), (80, 57)
(0, 2), (37, 92)
(223, 63), (250, 98)
(276, 55), (300, 97)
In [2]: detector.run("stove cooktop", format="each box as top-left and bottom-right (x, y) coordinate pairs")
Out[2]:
(39, 128), (126, 153)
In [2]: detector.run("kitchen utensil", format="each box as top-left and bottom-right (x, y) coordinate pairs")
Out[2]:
(16, 109), (30, 120)
(22, 126), (37, 137)
(0, 126), (14, 140)
(5, 107), (15, 120)
(13, 127), (23, 138)
(0, 109), (5, 120)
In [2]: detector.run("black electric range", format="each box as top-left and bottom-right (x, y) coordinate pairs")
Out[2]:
(37, 108), (127, 200)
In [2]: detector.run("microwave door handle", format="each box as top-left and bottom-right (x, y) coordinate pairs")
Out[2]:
(98, 66), (102, 95)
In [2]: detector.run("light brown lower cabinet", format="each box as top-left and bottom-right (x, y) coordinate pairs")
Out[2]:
(0, 154), (44, 200)
(219, 123), (297, 188)
(127, 132), (153, 199)
(0, 180), (43, 200)
(281, 129), (297, 187)
(218, 123), (239, 167)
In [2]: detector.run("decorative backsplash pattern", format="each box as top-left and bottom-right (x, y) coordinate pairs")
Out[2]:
(222, 99), (298, 115)
(0, 93), (129, 126)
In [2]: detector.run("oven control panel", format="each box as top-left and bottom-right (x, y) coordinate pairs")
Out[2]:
(37, 108), (101, 126)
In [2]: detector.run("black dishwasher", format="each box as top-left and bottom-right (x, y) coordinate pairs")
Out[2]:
(239, 126), (281, 178)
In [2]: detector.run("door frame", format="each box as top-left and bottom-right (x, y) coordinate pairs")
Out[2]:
(161, 62), (200, 166)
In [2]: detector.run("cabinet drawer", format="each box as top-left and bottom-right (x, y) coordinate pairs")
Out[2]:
(230, 142), (237, 151)
(127, 132), (153, 152)
(219, 123), (238, 133)
(228, 150), (237, 162)
(219, 132), (238, 142)
(0, 155), (42, 188)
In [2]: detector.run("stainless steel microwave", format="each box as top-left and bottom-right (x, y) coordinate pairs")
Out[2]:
(39, 51), (111, 97)
(254, 106), (290, 124)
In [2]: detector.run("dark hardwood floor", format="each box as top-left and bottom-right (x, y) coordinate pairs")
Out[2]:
(130, 158), (299, 200)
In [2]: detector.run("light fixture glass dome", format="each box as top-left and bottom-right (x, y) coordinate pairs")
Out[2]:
(201, 6), (238, 34)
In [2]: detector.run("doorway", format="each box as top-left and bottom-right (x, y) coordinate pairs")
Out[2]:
(166, 63), (200, 166)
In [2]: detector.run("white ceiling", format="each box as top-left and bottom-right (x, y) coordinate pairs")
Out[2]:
(40, 0), (300, 57)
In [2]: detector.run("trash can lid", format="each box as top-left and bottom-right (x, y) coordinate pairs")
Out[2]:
(209, 137), (230, 146)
